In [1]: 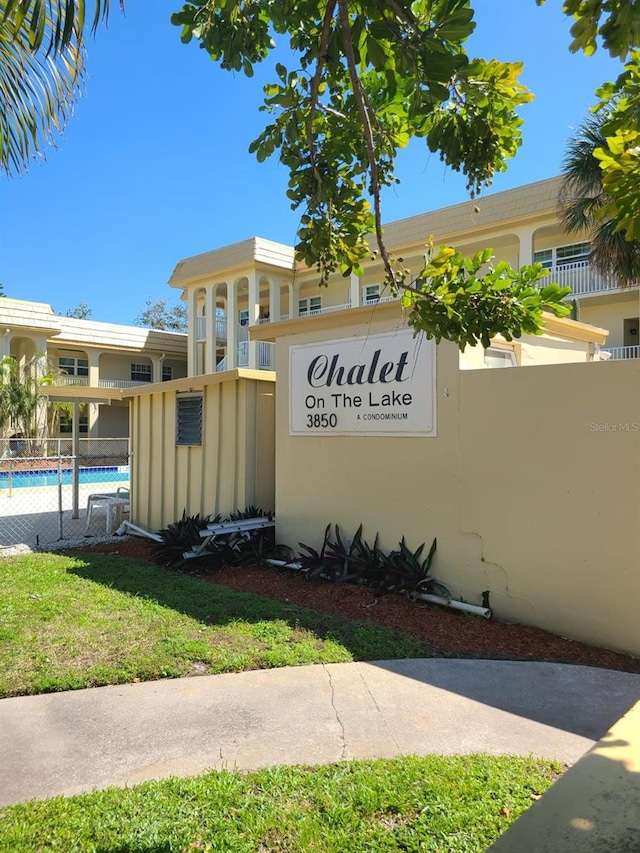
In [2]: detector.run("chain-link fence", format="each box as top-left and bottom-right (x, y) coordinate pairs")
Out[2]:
(0, 438), (130, 547)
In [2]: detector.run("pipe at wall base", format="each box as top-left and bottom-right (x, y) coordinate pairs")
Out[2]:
(266, 560), (492, 619)
(266, 559), (303, 570)
(409, 591), (492, 619)
(116, 520), (163, 542)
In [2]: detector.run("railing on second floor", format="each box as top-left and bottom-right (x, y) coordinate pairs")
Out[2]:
(547, 261), (639, 297)
(216, 341), (275, 372)
(196, 316), (228, 342)
(55, 375), (89, 386)
(51, 376), (156, 390)
(98, 379), (151, 389)
(602, 345), (640, 360)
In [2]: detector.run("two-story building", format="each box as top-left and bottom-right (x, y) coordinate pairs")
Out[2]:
(168, 175), (637, 372)
(0, 298), (188, 438)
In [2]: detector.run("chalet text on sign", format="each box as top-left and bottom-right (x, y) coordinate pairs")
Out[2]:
(289, 329), (436, 436)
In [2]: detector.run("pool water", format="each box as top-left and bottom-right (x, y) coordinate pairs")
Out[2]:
(0, 466), (130, 489)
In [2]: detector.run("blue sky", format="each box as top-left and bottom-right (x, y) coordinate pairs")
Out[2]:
(0, 0), (624, 325)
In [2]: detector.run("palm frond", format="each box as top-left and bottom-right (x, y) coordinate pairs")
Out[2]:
(0, 26), (83, 175)
(559, 111), (640, 285)
(0, 1), (122, 53)
(0, 1), (123, 176)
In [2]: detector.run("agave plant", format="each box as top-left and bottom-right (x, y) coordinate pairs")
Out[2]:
(153, 510), (217, 569)
(297, 524), (339, 580)
(375, 537), (448, 597)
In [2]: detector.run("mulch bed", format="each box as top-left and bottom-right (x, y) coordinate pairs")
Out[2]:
(75, 538), (640, 674)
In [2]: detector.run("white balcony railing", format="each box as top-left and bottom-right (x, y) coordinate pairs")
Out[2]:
(602, 345), (640, 360)
(98, 379), (151, 389)
(548, 261), (639, 297)
(54, 375), (89, 386)
(216, 341), (275, 372)
(195, 316), (228, 342)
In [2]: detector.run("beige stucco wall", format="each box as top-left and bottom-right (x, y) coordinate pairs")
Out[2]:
(580, 292), (639, 348)
(458, 358), (640, 656)
(128, 371), (275, 532)
(459, 331), (597, 370)
(99, 352), (147, 381)
(271, 313), (640, 656)
(95, 403), (129, 438)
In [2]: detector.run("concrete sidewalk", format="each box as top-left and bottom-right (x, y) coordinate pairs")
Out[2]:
(1, 659), (640, 806)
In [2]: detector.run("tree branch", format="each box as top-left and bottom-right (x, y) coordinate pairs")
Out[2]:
(307, 0), (338, 169)
(337, 0), (398, 287)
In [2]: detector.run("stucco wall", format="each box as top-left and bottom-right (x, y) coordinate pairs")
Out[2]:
(95, 403), (129, 438)
(272, 316), (640, 656)
(99, 352), (148, 381)
(580, 293), (639, 348)
(128, 372), (275, 532)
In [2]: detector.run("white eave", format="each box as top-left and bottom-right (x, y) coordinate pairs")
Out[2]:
(56, 316), (187, 356)
(376, 176), (564, 254)
(168, 237), (296, 288)
(0, 298), (63, 336)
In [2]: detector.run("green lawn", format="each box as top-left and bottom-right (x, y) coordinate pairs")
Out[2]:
(0, 551), (429, 697)
(0, 754), (560, 853)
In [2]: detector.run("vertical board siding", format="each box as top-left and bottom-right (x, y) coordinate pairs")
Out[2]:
(130, 375), (276, 533)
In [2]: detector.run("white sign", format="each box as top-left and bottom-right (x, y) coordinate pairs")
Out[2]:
(289, 329), (436, 436)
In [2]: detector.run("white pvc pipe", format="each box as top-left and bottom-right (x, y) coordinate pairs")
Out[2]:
(116, 520), (163, 542)
(266, 559), (303, 570)
(265, 559), (492, 618)
(411, 592), (492, 619)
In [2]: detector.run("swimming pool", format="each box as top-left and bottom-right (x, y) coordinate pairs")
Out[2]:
(0, 466), (130, 489)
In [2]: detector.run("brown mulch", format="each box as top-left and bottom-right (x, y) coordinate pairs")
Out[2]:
(76, 538), (640, 674)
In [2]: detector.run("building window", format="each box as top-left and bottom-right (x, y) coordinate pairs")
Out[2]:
(484, 346), (517, 369)
(131, 363), (152, 383)
(533, 249), (553, 269)
(239, 310), (250, 327)
(176, 393), (203, 445)
(59, 356), (88, 376)
(534, 242), (590, 269)
(362, 284), (380, 304)
(298, 296), (322, 316)
(59, 410), (89, 434)
(162, 365), (173, 382)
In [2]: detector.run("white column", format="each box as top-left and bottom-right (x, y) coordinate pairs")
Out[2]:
(88, 403), (99, 438)
(289, 283), (299, 318)
(187, 288), (198, 376)
(1, 330), (11, 358)
(33, 336), (48, 381)
(350, 272), (361, 308)
(269, 277), (281, 322)
(149, 354), (164, 383)
(248, 271), (260, 369)
(227, 280), (237, 370)
(88, 350), (100, 387)
(204, 283), (216, 374)
(515, 228), (535, 267)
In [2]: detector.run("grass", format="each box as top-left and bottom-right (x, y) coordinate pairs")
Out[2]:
(0, 754), (560, 852)
(0, 551), (430, 697)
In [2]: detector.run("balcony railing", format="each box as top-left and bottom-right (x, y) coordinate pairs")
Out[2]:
(52, 376), (154, 389)
(216, 341), (275, 372)
(602, 345), (640, 360)
(54, 375), (89, 386)
(98, 379), (151, 389)
(195, 316), (228, 342)
(548, 261), (639, 297)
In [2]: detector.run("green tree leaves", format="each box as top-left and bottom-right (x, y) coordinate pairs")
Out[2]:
(173, 1), (532, 288)
(403, 243), (571, 350)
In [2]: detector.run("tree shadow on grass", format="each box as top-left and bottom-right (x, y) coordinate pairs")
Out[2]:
(65, 550), (429, 662)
